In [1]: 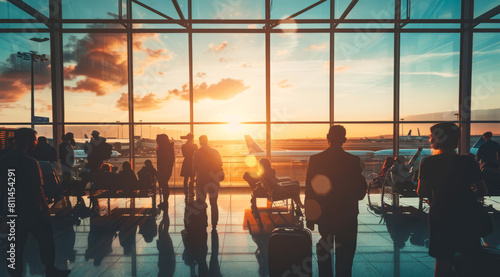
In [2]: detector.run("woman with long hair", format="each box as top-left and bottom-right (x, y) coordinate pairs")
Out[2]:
(156, 134), (175, 210)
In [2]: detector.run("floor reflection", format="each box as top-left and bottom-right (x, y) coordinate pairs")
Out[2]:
(3, 192), (500, 276)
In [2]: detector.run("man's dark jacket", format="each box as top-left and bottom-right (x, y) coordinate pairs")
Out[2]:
(305, 146), (367, 228)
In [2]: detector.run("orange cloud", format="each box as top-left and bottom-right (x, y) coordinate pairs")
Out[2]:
(116, 92), (164, 111)
(196, 72), (207, 78)
(167, 78), (250, 102)
(0, 54), (51, 103)
(209, 41), (228, 52)
(322, 61), (349, 72)
(276, 79), (292, 88)
(306, 43), (328, 51)
(64, 32), (169, 96)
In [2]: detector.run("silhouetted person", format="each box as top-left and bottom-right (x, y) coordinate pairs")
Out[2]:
(93, 163), (117, 191)
(477, 131), (500, 169)
(0, 128), (70, 277)
(305, 125), (367, 277)
(138, 159), (157, 189)
(118, 161), (138, 192)
(192, 135), (223, 231)
(181, 133), (198, 203)
(0, 137), (15, 157)
(258, 157), (304, 209)
(85, 130), (106, 172)
(59, 133), (75, 181)
(30, 136), (57, 164)
(418, 122), (488, 277)
(156, 134), (175, 210)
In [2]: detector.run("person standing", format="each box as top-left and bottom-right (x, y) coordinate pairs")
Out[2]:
(30, 136), (57, 164)
(156, 134), (175, 210)
(305, 125), (367, 277)
(418, 122), (488, 277)
(85, 130), (106, 173)
(477, 131), (500, 169)
(180, 133), (198, 203)
(192, 135), (224, 231)
(0, 128), (70, 277)
(59, 132), (75, 181)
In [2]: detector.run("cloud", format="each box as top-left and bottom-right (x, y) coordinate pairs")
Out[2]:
(247, 24), (257, 29)
(167, 78), (250, 102)
(63, 32), (171, 96)
(219, 57), (230, 63)
(0, 54), (51, 103)
(35, 99), (52, 113)
(209, 41), (228, 52)
(322, 61), (349, 72)
(306, 43), (328, 51)
(196, 72), (207, 78)
(276, 49), (289, 57)
(116, 92), (164, 111)
(276, 79), (292, 88)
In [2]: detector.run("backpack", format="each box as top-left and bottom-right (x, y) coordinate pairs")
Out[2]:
(101, 142), (113, 160)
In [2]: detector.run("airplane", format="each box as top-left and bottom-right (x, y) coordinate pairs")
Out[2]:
(373, 136), (485, 160)
(244, 135), (375, 162)
(74, 149), (121, 160)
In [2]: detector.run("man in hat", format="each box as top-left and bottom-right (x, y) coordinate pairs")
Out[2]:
(85, 130), (106, 172)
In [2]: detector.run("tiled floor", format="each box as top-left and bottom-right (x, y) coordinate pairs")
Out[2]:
(3, 191), (500, 277)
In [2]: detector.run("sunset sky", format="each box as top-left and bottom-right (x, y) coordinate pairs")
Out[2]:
(0, 0), (499, 141)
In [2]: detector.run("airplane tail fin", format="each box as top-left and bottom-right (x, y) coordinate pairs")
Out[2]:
(84, 134), (88, 139)
(471, 136), (486, 149)
(407, 130), (412, 136)
(244, 135), (265, 154)
(417, 128), (421, 137)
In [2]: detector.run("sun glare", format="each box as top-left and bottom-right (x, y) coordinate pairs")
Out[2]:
(225, 116), (244, 135)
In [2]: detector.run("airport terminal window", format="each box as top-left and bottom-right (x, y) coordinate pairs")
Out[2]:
(334, 33), (394, 121)
(405, 0), (461, 19)
(0, 32), (52, 123)
(271, 0), (330, 19)
(63, 33), (129, 123)
(400, 33), (460, 122)
(193, 33), (266, 123)
(133, 33), (190, 123)
(472, 33), (500, 121)
(1, 0), (499, 188)
(271, 33), (330, 122)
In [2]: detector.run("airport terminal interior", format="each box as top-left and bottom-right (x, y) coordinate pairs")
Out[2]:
(1, 0), (500, 276)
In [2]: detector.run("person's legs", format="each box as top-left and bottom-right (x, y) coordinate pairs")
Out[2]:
(208, 188), (219, 229)
(317, 226), (333, 277)
(183, 176), (189, 202)
(28, 218), (57, 273)
(334, 219), (358, 277)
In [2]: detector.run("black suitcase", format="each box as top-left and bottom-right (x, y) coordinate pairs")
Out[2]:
(268, 228), (312, 277)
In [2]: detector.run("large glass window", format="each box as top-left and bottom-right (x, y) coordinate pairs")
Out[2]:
(63, 33), (128, 123)
(400, 33), (460, 122)
(271, 33), (329, 121)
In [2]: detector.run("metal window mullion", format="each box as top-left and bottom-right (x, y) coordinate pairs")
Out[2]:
(394, 0), (401, 156)
(266, 0), (271, 159)
(329, 0), (335, 125)
(127, 0), (135, 168)
(459, 0), (474, 154)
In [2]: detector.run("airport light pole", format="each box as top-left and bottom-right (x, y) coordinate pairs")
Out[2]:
(139, 120), (143, 138)
(17, 51), (48, 129)
(400, 118), (405, 136)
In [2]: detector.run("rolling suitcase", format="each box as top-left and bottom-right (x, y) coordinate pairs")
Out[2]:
(268, 228), (312, 277)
